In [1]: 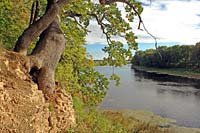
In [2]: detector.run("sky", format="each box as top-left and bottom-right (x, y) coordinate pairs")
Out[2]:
(86, 0), (200, 59)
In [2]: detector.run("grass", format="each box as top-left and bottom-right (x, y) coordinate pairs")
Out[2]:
(67, 96), (169, 133)
(133, 65), (200, 79)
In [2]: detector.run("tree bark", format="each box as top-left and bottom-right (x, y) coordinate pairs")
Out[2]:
(30, 17), (66, 97)
(14, 3), (59, 55)
(14, 0), (67, 98)
(14, 0), (70, 55)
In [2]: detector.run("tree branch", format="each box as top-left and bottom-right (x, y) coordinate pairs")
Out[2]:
(91, 13), (112, 45)
(14, 0), (71, 55)
(99, 0), (162, 59)
(29, 1), (36, 25)
(33, 0), (40, 23)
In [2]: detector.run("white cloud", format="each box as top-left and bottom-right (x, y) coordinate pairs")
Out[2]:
(86, 0), (200, 45)
(86, 20), (106, 45)
(86, 19), (126, 45)
(136, 0), (200, 44)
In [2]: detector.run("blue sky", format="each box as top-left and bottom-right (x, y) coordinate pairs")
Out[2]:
(86, 42), (178, 59)
(86, 0), (200, 59)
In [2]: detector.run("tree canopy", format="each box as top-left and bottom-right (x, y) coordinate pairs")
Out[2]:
(0, 0), (144, 104)
(1, 0), (143, 65)
(132, 43), (200, 71)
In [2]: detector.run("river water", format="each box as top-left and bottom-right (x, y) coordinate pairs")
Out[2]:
(96, 65), (200, 128)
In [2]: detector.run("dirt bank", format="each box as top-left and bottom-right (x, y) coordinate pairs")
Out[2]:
(0, 48), (76, 132)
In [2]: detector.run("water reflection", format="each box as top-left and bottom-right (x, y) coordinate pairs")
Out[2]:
(98, 66), (200, 128)
(133, 69), (200, 88)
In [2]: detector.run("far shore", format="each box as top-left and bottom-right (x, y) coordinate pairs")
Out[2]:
(132, 65), (200, 81)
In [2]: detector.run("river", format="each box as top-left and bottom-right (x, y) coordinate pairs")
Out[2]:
(96, 65), (200, 128)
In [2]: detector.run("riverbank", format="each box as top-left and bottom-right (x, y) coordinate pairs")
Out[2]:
(70, 97), (178, 133)
(132, 65), (200, 80)
(71, 95), (200, 132)
(103, 110), (200, 133)
(95, 65), (200, 132)
(73, 105), (200, 133)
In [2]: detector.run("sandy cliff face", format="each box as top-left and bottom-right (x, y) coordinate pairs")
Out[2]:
(0, 48), (75, 132)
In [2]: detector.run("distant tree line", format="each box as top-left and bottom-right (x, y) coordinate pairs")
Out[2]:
(132, 42), (200, 71)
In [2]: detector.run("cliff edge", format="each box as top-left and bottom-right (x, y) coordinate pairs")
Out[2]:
(0, 47), (75, 132)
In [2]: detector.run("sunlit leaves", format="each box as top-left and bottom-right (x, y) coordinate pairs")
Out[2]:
(57, 43), (109, 105)
(125, 32), (138, 50)
(110, 74), (120, 86)
(132, 44), (200, 70)
(0, 0), (31, 49)
(78, 67), (109, 105)
(90, 0), (142, 67)
(59, 0), (142, 68)
(103, 41), (131, 66)
(58, 15), (109, 105)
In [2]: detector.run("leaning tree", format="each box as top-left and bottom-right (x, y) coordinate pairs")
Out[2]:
(12, 0), (145, 98)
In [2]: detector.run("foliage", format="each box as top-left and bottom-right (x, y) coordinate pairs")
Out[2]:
(0, 0), (47, 50)
(61, 0), (142, 67)
(132, 44), (200, 71)
(56, 45), (109, 105)
(56, 0), (144, 105)
(56, 13), (111, 105)
(0, 0), (143, 102)
(0, 0), (146, 130)
(0, 0), (31, 49)
(110, 73), (120, 86)
(94, 60), (109, 66)
(133, 66), (200, 79)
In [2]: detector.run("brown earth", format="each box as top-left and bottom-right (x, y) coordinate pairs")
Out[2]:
(0, 47), (76, 133)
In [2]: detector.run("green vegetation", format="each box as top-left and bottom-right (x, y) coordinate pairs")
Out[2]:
(0, 0), (30, 49)
(3, 1), (196, 132)
(68, 96), (169, 133)
(0, 0), (142, 104)
(1, 0), (142, 67)
(133, 66), (200, 79)
(132, 43), (200, 73)
(94, 60), (108, 66)
(69, 97), (127, 132)
(0, 0), (162, 132)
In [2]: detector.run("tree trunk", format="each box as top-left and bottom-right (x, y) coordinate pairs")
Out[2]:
(14, 0), (70, 55)
(30, 17), (66, 98)
(14, 3), (60, 55)
(14, 0), (67, 98)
